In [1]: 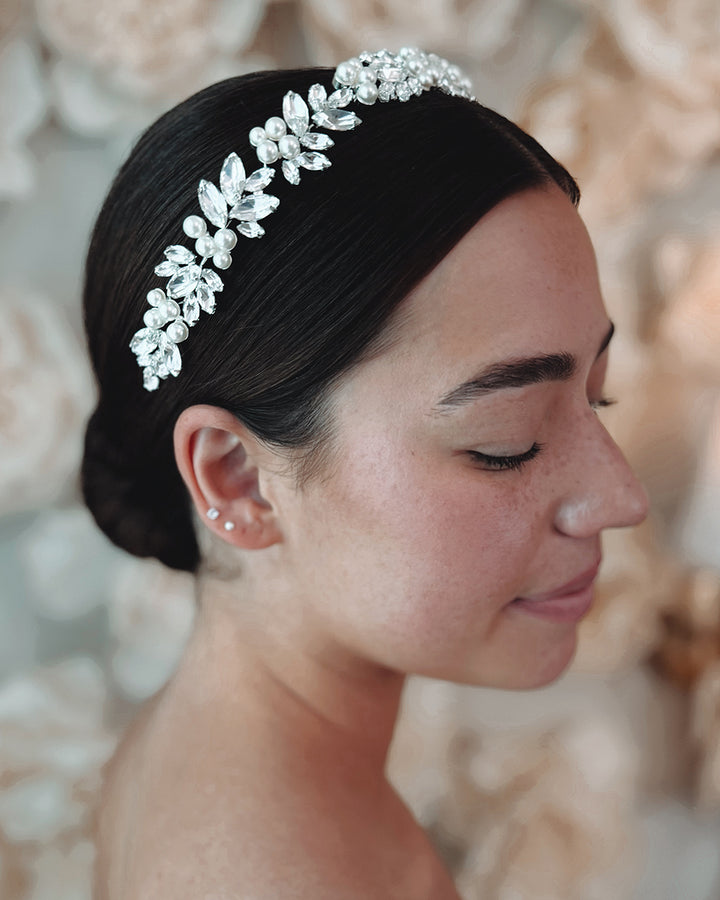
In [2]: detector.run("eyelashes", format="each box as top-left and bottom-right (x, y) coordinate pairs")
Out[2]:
(468, 395), (617, 472)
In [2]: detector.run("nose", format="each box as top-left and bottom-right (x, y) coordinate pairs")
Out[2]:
(553, 417), (649, 539)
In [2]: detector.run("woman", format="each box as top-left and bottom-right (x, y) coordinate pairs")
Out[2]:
(81, 49), (648, 899)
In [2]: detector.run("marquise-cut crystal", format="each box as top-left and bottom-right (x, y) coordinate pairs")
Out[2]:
(282, 91), (309, 137)
(396, 82), (412, 102)
(183, 295), (200, 325)
(167, 265), (201, 298)
(230, 193), (280, 221)
(220, 153), (246, 206)
(301, 132), (334, 150)
(282, 159), (301, 185)
(130, 327), (163, 362)
(245, 167), (275, 192)
(308, 84), (327, 112)
(196, 281), (216, 313)
(378, 82), (395, 101)
(198, 179), (228, 228)
(163, 343), (182, 377)
(237, 222), (265, 238)
(311, 108), (361, 131)
(297, 152), (331, 171)
(379, 65), (404, 82)
(155, 260), (179, 278)
(202, 269), (224, 292)
(328, 88), (353, 108)
(164, 245), (195, 265)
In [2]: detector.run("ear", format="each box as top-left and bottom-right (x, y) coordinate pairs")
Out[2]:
(173, 404), (283, 550)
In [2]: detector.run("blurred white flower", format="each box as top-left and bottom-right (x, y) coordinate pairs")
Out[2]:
(0, 38), (47, 200)
(108, 558), (196, 699)
(0, 288), (96, 516)
(29, 839), (95, 900)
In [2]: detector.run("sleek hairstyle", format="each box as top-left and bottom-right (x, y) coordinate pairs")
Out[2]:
(81, 66), (579, 574)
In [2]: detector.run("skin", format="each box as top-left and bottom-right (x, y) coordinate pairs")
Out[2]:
(95, 184), (648, 899)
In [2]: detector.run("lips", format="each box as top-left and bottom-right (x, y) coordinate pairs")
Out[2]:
(516, 560), (601, 604)
(509, 559), (601, 624)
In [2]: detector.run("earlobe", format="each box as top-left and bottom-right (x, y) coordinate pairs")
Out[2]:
(173, 405), (283, 551)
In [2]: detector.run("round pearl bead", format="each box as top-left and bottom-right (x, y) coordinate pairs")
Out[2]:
(336, 60), (360, 86)
(278, 135), (300, 159)
(356, 83), (378, 105)
(214, 228), (237, 251)
(264, 116), (287, 141)
(164, 299), (181, 319)
(167, 320), (189, 343)
(249, 126), (267, 147)
(358, 68), (376, 83)
(146, 288), (166, 307)
(144, 308), (166, 329)
(257, 140), (280, 164)
(183, 215), (207, 238)
(195, 235), (217, 258)
(213, 250), (232, 270)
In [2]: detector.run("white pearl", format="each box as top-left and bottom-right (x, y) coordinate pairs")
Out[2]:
(146, 288), (166, 307)
(214, 228), (237, 251)
(336, 60), (360, 86)
(278, 135), (300, 159)
(144, 308), (166, 328)
(224, 521), (236, 532)
(183, 215), (206, 238)
(213, 250), (232, 270)
(167, 320), (189, 343)
(249, 126), (267, 147)
(164, 299), (181, 319)
(358, 68), (376, 83)
(195, 235), (217, 258)
(356, 83), (378, 105)
(257, 140), (279, 164)
(264, 116), (286, 141)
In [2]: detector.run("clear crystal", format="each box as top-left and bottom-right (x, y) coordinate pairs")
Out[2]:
(311, 108), (361, 131)
(408, 76), (422, 95)
(130, 328), (162, 362)
(359, 52), (373, 63)
(183, 295), (200, 325)
(220, 153), (246, 206)
(237, 222), (265, 239)
(198, 179), (228, 228)
(230, 193), (280, 222)
(396, 82), (412, 102)
(282, 91), (309, 137)
(379, 65), (404, 82)
(202, 269), (224, 292)
(164, 245), (195, 265)
(282, 159), (301, 185)
(328, 88), (353, 108)
(378, 82), (395, 101)
(308, 84), (327, 112)
(162, 342), (182, 377)
(196, 282), (216, 313)
(167, 265), (201, 298)
(143, 368), (160, 391)
(155, 260), (179, 278)
(297, 152), (331, 171)
(245, 167), (275, 192)
(301, 132), (334, 150)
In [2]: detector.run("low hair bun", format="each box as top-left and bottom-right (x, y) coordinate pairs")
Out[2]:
(81, 408), (199, 572)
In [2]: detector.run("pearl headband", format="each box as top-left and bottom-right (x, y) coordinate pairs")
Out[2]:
(129, 48), (474, 392)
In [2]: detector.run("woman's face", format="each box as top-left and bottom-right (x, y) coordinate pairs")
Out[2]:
(272, 185), (648, 690)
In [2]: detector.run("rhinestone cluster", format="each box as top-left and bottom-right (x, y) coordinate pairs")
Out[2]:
(130, 48), (474, 392)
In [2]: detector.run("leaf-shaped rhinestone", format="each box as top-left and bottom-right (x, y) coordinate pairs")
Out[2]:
(328, 88), (353, 108)
(245, 167), (275, 192)
(308, 84), (327, 112)
(183, 295), (200, 325)
(282, 91), (309, 137)
(167, 265), (202, 298)
(297, 152), (331, 171)
(202, 269), (224, 292)
(163, 342), (182, 377)
(155, 260), (179, 278)
(198, 180), (228, 228)
(311, 108), (362, 131)
(237, 222), (265, 239)
(282, 159), (301, 185)
(165, 245), (195, 265)
(220, 153), (246, 206)
(300, 132), (334, 150)
(196, 282), (216, 314)
(130, 328), (163, 362)
(230, 193), (280, 222)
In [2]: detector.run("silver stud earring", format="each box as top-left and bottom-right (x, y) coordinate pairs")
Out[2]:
(207, 507), (220, 520)
(224, 521), (235, 531)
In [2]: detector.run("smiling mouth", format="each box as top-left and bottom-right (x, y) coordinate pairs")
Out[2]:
(509, 560), (601, 624)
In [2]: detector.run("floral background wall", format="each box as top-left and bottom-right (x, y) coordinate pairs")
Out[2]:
(1, 1), (720, 898)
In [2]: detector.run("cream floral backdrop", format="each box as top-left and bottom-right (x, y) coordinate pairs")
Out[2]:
(1, 1), (720, 898)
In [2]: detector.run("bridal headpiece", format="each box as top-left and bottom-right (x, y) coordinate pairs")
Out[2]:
(129, 48), (474, 392)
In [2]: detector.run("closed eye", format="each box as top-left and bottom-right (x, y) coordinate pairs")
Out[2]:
(468, 442), (544, 472)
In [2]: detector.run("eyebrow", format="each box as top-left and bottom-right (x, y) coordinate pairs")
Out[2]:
(435, 320), (615, 410)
